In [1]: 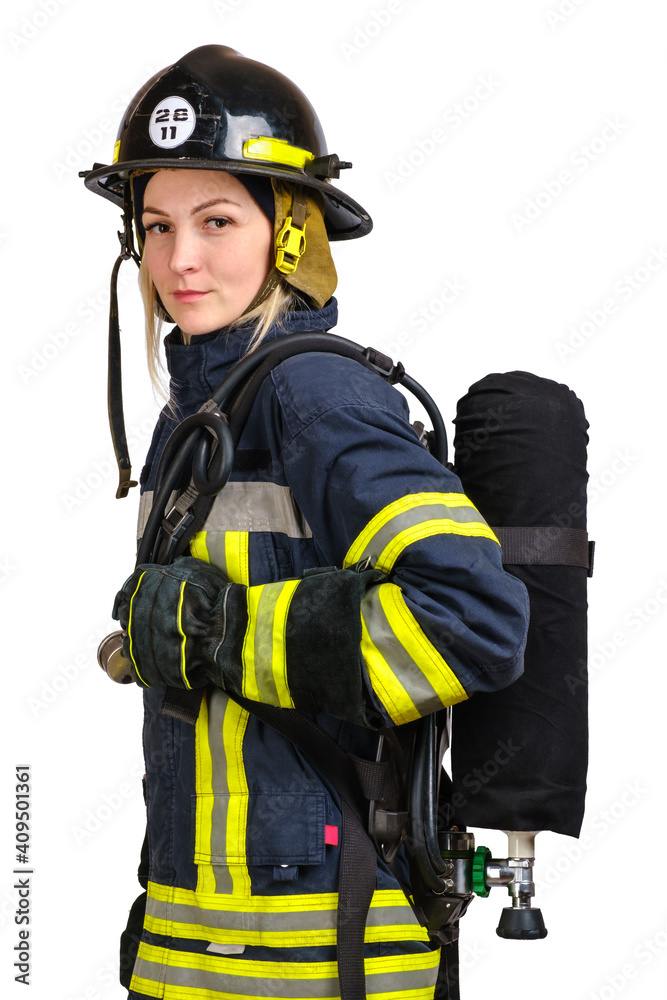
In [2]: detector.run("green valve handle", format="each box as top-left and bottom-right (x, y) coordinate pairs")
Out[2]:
(472, 846), (491, 897)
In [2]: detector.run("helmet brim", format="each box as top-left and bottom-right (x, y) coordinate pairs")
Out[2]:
(84, 158), (372, 241)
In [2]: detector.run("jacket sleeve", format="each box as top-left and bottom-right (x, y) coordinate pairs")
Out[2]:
(253, 353), (530, 729)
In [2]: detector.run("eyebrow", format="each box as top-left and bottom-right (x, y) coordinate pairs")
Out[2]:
(142, 197), (242, 217)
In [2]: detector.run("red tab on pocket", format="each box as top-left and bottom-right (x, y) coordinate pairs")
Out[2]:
(325, 824), (339, 846)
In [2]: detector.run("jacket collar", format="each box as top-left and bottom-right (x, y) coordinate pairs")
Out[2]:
(164, 297), (338, 407)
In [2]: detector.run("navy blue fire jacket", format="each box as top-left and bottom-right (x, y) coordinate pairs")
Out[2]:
(128, 298), (529, 999)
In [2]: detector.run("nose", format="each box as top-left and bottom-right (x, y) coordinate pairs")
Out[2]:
(168, 228), (201, 274)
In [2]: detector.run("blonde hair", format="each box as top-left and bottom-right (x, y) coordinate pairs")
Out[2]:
(139, 260), (299, 398)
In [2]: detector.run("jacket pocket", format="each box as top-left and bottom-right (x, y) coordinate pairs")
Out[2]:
(192, 792), (326, 867)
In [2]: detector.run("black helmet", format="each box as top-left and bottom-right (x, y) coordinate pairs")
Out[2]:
(84, 44), (371, 240)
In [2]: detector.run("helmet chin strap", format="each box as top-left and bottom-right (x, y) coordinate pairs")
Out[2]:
(108, 185), (141, 499)
(241, 185), (309, 316)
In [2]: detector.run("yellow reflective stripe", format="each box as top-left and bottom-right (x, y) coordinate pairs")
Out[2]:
(142, 915), (422, 948)
(127, 571), (148, 687)
(132, 940), (439, 998)
(361, 614), (420, 725)
(177, 581), (192, 690)
(225, 531), (249, 584)
(144, 882), (428, 947)
(271, 580), (299, 707)
(189, 531), (209, 562)
(242, 580), (299, 708)
(131, 979), (437, 1000)
(344, 491), (498, 571)
(128, 976), (161, 998)
(192, 530), (250, 581)
(194, 693), (251, 896)
(362, 584), (468, 724)
(223, 697), (251, 894)
(243, 135), (314, 169)
(242, 585), (264, 702)
(376, 518), (498, 573)
(149, 880), (412, 912)
(194, 695), (216, 894)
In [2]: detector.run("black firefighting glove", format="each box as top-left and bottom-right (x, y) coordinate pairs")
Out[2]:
(112, 556), (385, 721)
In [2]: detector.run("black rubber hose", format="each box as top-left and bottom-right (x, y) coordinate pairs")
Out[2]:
(410, 717), (448, 894)
(137, 332), (447, 568)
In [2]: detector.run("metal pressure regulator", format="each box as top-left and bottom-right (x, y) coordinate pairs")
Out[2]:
(420, 829), (548, 943)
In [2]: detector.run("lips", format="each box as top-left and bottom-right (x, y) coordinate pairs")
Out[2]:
(171, 290), (209, 303)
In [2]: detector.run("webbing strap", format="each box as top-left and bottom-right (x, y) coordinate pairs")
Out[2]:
(108, 191), (140, 499)
(435, 938), (460, 1000)
(160, 687), (203, 724)
(108, 249), (138, 499)
(233, 696), (376, 1000)
(158, 687), (376, 995)
(350, 755), (388, 801)
(495, 526), (594, 575)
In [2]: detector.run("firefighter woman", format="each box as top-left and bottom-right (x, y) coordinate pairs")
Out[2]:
(84, 45), (529, 1000)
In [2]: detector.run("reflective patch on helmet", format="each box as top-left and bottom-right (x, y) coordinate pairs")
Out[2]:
(244, 136), (313, 169)
(112, 140), (121, 164)
(148, 96), (196, 149)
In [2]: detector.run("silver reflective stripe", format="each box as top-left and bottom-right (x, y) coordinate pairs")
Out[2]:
(145, 894), (418, 935)
(132, 945), (439, 997)
(354, 501), (488, 570)
(137, 481), (312, 542)
(207, 692), (236, 893)
(361, 588), (445, 718)
(203, 481), (312, 537)
(344, 493), (498, 573)
(136, 489), (177, 542)
(204, 532), (227, 572)
(133, 954), (338, 998)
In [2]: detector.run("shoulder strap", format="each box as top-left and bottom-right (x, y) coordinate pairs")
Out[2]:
(232, 696), (377, 1000)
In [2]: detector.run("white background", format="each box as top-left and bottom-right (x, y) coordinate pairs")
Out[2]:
(1, 1), (665, 998)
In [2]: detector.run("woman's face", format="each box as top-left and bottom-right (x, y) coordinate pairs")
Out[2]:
(141, 169), (274, 336)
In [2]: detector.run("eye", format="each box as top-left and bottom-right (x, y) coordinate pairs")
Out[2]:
(204, 217), (231, 231)
(144, 221), (171, 235)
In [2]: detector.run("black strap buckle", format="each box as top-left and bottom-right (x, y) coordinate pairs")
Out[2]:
(362, 347), (405, 385)
(159, 507), (195, 563)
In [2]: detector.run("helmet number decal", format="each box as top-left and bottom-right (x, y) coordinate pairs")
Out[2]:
(149, 97), (196, 149)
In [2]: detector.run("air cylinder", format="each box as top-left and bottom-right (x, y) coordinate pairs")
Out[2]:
(450, 371), (590, 837)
